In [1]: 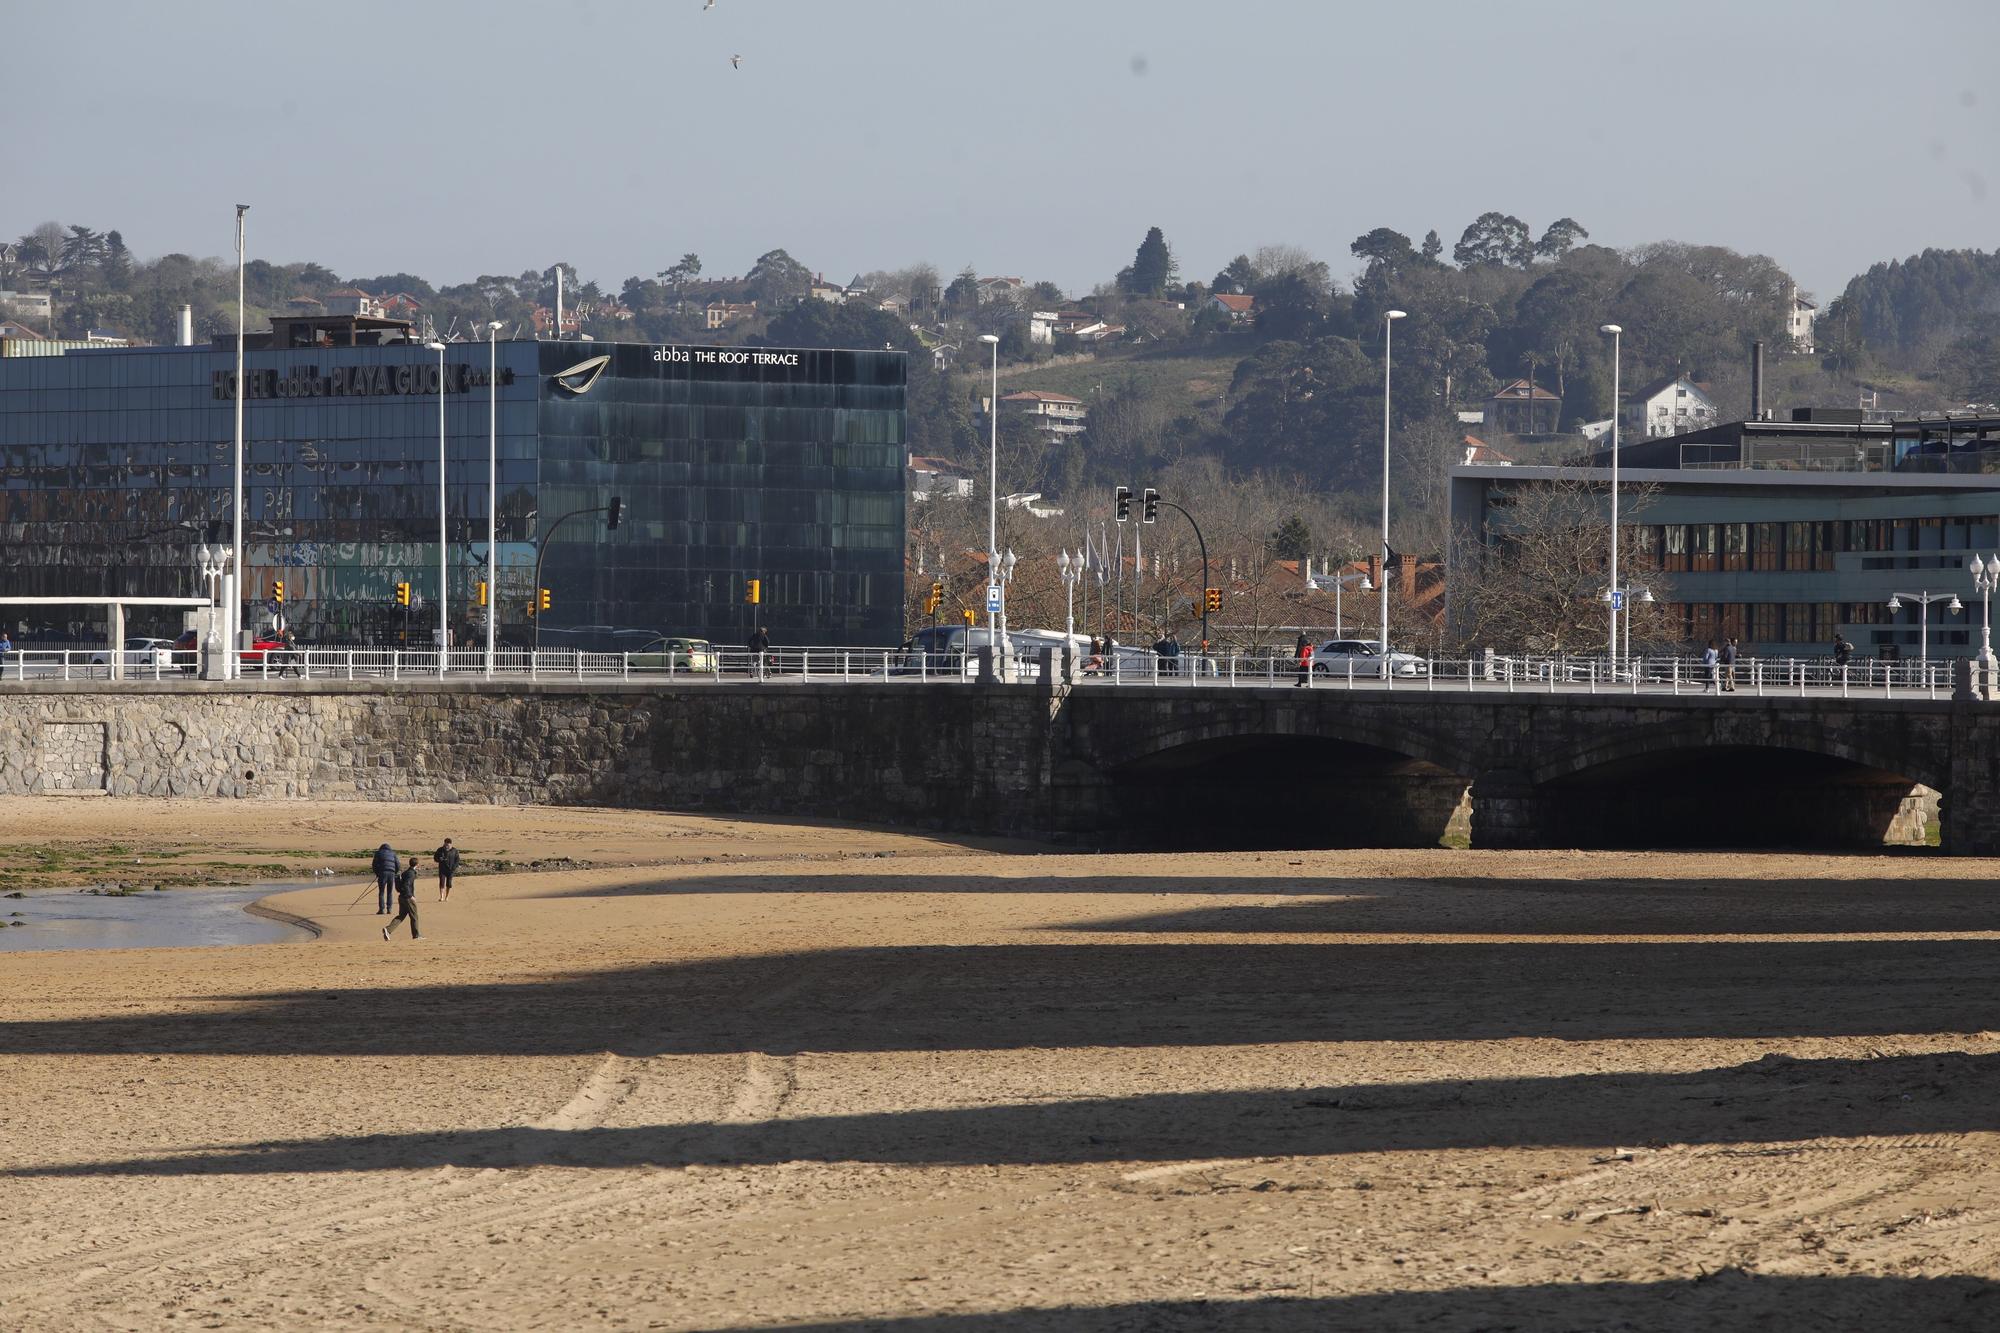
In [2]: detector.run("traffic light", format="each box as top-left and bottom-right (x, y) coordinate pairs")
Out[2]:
(272, 580), (285, 605)
(924, 581), (943, 615)
(1142, 488), (1159, 524)
(745, 578), (761, 605)
(1114, 486), (1131, 523)
(961, 609), (977, 626)
(394, 581), (410, 607)
(538, 588), (552, 613)
(606, 495), (622, 530)
(476, 580), (488, 607)
(1205, 587), (1222, 612)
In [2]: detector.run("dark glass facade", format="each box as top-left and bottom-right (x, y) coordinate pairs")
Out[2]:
(0, 338), (905, 646)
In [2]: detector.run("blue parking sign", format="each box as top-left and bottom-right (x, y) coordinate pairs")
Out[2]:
(1610, 589), (1625, 611)
(985, 584), (1003, 613)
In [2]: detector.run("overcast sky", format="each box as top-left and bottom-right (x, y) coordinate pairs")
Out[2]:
(7, 0), (1994, 304)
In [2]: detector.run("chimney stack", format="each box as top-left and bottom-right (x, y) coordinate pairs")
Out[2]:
(1751, 340), (1765, 422)
(176, 304), (193, 347)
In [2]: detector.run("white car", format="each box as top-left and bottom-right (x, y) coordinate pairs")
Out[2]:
(1311, 638), (1428, 678)
(90, 637), (177, 669)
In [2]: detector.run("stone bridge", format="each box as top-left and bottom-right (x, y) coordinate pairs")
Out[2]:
(0, 678), (1994, 853)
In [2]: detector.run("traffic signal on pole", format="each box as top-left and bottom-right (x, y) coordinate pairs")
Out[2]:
(745, 578), (761, 605)
(1142, 488), (1159, 524)
(538, 588), (552, 612)
(394, 581), (410, 607)
(1114, 486), (1131, 523)
(272, 580), (285, 604)
(476, 580), (488, 607)
(1205, 587), (1221, 612)
(962, 609), (976, 626)
(924, 581), (943, 615)
(606, 495), (622, 530)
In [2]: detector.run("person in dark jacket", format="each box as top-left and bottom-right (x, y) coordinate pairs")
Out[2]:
(370, 843), (399, 915)
(433, 838), (461, 903)
(383, 855), (420, 941)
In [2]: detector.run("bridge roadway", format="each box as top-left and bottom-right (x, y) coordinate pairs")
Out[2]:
(0, 672), (1993, 853)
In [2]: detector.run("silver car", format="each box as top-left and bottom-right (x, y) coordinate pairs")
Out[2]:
(1311, 638), (1428, 678)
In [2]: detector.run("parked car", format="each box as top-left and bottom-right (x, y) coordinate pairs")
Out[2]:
(628, 636), (718, 671)
(172, 629), (300, 674)
(1311, 638), (1428, 678)
(90, 636), (177, 669)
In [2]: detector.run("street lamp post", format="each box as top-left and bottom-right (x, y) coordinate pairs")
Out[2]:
(998, 549), (1018, 676)
(1326, 569), (1372, 639)
(978, 333), (1002, 679)
(1886, 589), (1963, 675)
(1618, 582), (1654, 664)
(427, 339), (449, 676)
(231, 204), (248, 679)
(1972, 554), (1999, 690)
(1600, 324), (1623, 668)
(1379, 310), (1406, 658)
(1058, 548), (1083, 674)
(486, 322), (503, 679)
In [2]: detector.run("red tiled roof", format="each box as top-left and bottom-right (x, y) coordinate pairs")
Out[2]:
(1212, 293), (1256, 313)
(1002, 390), (1084, 404)
(1490, 379), (1558, 401)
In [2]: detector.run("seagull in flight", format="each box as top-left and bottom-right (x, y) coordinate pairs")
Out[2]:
(703, 0), (714, 8)
(730, 53), (741, 68)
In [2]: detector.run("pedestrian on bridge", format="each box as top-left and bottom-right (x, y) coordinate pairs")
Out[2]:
(1702, 640), (1720, 693)
(370, 843), (399, 915)
(1294, 633), (1314, 687)
(1721, 637), (1740, 693)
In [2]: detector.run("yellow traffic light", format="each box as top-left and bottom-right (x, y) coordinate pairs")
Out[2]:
(272, 580), (285, 604)
(961, 609), (976, 626)
(476, 580), (488, 607)
(745, 578), (761, 605)
(394, 581), (410, 607)
(930, 580), (943, 603)
(1205, 587), (1221, 612)
(538, 588), (552, 612)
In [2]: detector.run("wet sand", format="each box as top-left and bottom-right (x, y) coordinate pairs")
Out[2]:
(3, 798), (2000, 1330)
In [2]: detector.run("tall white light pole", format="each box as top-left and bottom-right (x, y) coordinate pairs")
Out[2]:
(1379, 310), (1406, 657)
(1601, 324), (1623, 667)
(427, 339), (449, 675)
(231, 204), (248, 678)
(486, 322), (503, 679)
(979, 333), (1001, 671)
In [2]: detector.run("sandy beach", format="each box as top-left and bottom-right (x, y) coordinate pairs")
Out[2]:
(4, 797), (2000, 1330)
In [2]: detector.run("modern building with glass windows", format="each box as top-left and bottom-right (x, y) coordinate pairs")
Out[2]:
(0, 317), (906, 647)
(1451, 411), (2000, 657)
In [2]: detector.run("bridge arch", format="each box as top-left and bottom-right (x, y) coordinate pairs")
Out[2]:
(1079, 708), (1475, 851)
(1529, 720), (1942, 850)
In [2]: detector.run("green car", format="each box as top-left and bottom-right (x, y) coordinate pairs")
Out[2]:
(630, 636), (717, 671)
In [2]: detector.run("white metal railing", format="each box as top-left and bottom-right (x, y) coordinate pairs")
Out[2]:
(0, 645), (1969, 698)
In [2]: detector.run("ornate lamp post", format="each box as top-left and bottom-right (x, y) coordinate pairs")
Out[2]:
(1971, 554), (1999, 686)
(1058, 547), (1084, 679)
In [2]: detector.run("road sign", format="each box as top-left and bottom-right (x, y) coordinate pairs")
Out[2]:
(985, 584), (1003, 613)
(1610, 589), (1626, 611)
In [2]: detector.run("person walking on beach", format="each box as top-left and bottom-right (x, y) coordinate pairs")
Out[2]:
(383, 854), (421, 940)
(433, 837), (460, 903)
(370, 843), (399, 915)
(1701, 639), (1720, 692)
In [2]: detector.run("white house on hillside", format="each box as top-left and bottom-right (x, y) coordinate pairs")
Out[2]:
(1789, 284), (1817, 354)
(999, 389), (1087, 436)
(1625, 374), (1719, 439)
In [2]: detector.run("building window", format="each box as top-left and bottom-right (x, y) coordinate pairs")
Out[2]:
(1722, 522), (1748, 572)
(1815, 603), (1840, 640)
(1784, 604), (1813, 643)
(1751, 604), (1781, 643)
(1663, 524), (1689, 572)
(1691, 524), (1717, 572)
(1815, 521), (1840, 571)
(1753, 522), (1781, 571)
(1784, 522), (1813, 571)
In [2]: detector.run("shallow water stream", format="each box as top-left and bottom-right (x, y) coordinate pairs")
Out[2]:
(0, 884), (310, 951)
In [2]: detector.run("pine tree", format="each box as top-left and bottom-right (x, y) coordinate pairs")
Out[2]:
(1123, 226), (1175, 297)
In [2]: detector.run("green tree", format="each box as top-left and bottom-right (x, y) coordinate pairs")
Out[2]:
(745, 248), (811, 307)
(1270, 515), (1312, 559)
(1120, 226), (1176, 298)
(1350, 227), (1416, 271)
(1420, 229), (1443, 263)
(659, 253), (701, 307)
(1211, 254), (1257, 295)
(941, 266), (980, 316)
(1453, 212), (1532, 269)
(1534, 217), (1589, 262)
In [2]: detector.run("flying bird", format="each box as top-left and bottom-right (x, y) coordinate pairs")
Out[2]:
(730, 54), (741, 68)
(703, 0), (714, 9)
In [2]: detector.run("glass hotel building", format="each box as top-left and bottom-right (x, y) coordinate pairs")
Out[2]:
(0, 320), (907, 647)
